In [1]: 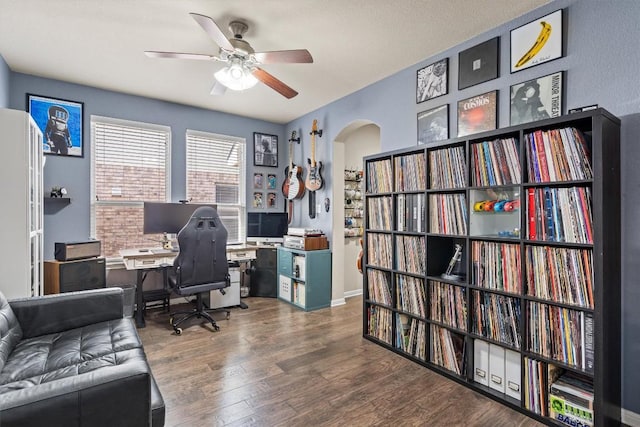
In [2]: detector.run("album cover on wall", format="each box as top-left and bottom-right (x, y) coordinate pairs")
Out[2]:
(510, 71), (563, 126)
(510, 9), (563, 73)
(417, 58), (448, 103)
(417, 104), (449, 145)
(457, 90), (498, 137)
(458, 37), (499, 90)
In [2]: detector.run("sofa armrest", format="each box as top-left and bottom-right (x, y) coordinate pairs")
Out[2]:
(0, 362), (152, 427)
(9, 288), (124, 338)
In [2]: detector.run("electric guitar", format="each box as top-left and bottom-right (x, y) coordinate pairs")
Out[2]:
(305, 119), (324, 191)
(281, 131), (305, 201)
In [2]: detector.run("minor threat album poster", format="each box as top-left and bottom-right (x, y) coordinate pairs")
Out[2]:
(457, 90), (497, 137)
(510, 71), (563, 126)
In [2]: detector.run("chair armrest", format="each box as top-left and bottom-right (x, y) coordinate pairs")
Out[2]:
(0, 362), (152, 427)
(9, 288), (124, 338)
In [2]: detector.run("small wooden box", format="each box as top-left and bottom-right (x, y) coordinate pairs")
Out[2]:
(283, 235), (329, 251)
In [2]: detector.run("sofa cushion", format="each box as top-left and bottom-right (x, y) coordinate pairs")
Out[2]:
(0, 292), (22, 374)
(0, 318), (141, 388)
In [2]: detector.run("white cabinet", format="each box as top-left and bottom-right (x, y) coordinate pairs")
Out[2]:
(0, 109), (44, 299)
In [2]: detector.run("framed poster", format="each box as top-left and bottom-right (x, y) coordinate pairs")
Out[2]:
(253, 192), (264, 208)
(27, 93), (84, 157)
(417, 104), (449, 145)
(457, 90), (498, 137)
(253, 132), (278, 167)
(458, 37), (499, 90)
(267, 173), (277, 189)
(417, 58), (448, 103)
(510, 9), (563, 73)
(510, 71), (563, 126)
(267, 192), (277, 208)
(253, 173), (264, 189)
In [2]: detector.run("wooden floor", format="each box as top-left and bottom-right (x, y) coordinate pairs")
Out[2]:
(138, 296), (542, 427)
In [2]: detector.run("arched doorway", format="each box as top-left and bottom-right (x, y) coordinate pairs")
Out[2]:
(331, 121), (380, 306)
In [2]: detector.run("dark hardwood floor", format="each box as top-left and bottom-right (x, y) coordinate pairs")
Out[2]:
(138, 296), (542, 427)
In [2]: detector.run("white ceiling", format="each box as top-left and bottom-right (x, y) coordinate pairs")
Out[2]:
(0, 0), (549, 124)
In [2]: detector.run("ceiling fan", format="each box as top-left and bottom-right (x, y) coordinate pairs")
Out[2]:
(145, 13), (313, 99)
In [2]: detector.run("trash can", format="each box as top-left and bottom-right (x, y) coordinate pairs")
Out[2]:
(110, 284), (136, 318)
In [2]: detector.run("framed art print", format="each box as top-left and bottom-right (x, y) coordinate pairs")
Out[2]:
(267, 173), (277, 189)
(27, 93), (84, 157)
(253, 173), (264, 189)
(253, 132), (278, 167)
(418, 104), (449, 145)
(510, 9), (563, 73)
(417, 58), (448, 103)
(510, 71), (563, 126)
(457, 90), (498, 137)
(267, 192), (277, 208)
(458, 37), (499, 90)
(253, 192), (264, 208)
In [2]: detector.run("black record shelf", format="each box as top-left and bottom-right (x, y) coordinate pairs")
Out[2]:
(362, 108), (621, 426)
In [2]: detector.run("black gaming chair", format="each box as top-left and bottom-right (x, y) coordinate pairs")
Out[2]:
(167, 206), (230, 334)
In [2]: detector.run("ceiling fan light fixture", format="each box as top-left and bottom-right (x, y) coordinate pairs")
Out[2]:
(214, 59), (258, 91)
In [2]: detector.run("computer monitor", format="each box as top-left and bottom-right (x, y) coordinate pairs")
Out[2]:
(143, 202), (218, 235)
(246, 212), (288, 244)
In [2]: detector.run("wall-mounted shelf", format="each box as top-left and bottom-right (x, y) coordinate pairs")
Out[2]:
(44, 197), (71, 214)
(345, 169), (363, 237)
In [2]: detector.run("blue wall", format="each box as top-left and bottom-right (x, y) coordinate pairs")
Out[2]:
(285, 0), (640, 415)
(0, 55), (9, 108)
(5, 0), (640, 416)
(8, 74), (285, 260)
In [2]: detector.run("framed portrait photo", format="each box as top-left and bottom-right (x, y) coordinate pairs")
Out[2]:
(253, 132), (278, 167)
(253, 192), (264, 208)
(458, 37), (499, 90)
(253, 172), (264, 189)
(457, 90), (498, 137)
(267, 192), (277, 208)
(418, 104), (449, 145)
(510, 71), (563, 126)
(510, 9), (563, 73)
(417, 58), (448, 103)
(27, 93), (84, 157)
(267, 173), (277, 189)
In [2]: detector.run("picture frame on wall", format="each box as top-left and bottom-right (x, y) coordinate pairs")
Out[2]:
(457, 90), (498, 137)
(417, 104), (449, 145)
(267, 192), (277, 208)
(417, 58), (448, 103)
(458, 37), (500, 90)
(253, 132), (278, 167)
(27, 93), (84, 157)
(267, 173), (277, 189)
(510, 9), (563, 73)
(510, 71), (563, 126)
(253, 172), (264, 189)
(253, 192), (264, 208)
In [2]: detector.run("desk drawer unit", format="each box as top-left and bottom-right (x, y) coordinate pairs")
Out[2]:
(132, 256), (173, 269)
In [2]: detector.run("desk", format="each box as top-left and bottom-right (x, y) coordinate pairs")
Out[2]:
(120, 245), (270, 328)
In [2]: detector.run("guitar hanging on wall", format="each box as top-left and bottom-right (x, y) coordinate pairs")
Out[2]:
(281, 131), (304, 223)
(305, 119), (324, 218)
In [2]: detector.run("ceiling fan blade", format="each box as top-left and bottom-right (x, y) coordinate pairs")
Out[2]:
(253, 49), (313, 64)
(210, 81), (227, 96)
(189, 13), (234, 52)
(253, 67), (298, 99)
(144, 51), (215, 61)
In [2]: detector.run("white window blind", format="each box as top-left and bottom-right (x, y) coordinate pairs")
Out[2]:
(91, 116), (171, 258)
(186, 130), (245, 244)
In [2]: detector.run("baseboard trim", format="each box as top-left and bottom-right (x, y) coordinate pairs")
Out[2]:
(344, 289), (363, 299)
(331, 298), (346, 307)
(623, 408), (640, 426)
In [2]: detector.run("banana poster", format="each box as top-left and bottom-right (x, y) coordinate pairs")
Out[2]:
(510, 9), (563, 73)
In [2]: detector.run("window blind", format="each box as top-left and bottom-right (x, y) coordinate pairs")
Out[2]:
(186, 130), (246, 244)
(91, 116), (171, 258)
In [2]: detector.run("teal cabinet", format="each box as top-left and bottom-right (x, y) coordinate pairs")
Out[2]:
(277, 247), (331, 311)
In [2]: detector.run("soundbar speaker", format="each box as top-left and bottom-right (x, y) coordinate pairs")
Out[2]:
(44, 258), (106, 294)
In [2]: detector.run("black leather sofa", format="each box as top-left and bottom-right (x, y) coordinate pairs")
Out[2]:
(0, 288), (165, 427)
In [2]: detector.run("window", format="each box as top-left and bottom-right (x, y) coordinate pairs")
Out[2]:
(91, 116), (170, 258)
(186, 130), (246, 243)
